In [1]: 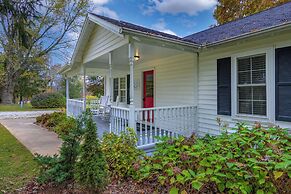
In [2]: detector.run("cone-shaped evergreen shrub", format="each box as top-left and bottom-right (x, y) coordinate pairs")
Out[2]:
(75, 110), (108, 192)
(36, 117), (80, 184)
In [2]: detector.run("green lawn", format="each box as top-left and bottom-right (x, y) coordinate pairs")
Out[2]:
(0, 103), (59, 112)
(0, 124), (39, 193)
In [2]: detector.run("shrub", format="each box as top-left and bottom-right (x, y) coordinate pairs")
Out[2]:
(36, 122), (82, 184)
(45, 112), (67, 129)
(136, 124), (291, 194)
(31, 92), (65, 108)
(75, 111), (108, 192)
(35, 112), (76, 137)
(35, 113), (51, 126)
(54, 117), (77, 136)
(101, 128), (144, 179)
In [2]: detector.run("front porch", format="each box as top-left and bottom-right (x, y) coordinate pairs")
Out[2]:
(61, 14), (199, 150)
(67, 98), (197, 149)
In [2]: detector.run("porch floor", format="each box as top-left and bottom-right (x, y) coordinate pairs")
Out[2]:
(93, 116), (110, 138)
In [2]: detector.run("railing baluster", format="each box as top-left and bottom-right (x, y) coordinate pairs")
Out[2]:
(144, 110), (148, 145)
(149, 110), (153, 143)
(139, 111), (143, 146)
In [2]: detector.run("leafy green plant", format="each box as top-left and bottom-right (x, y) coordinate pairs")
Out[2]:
(136, 124), (291, 194)
(31, 92), (65, 108)
(75, 110), (108, 192)
(101, 128), (144, 179)
(36, 112), (77, 137)
(45, 112), (67, 129)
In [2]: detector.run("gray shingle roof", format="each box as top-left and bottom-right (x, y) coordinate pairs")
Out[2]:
(91, 2), (291, 46)
(90, 13), (194, 43)
(183, 2), (291, 45)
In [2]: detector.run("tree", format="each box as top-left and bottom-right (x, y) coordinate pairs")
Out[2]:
(0, 0), (89, 104)
(75, 111), (108, 192)
(87, 76), (104, 97)
(60, 76), (82, 99)
(15, 71), (48, 102)
(214, 0), (290, 25)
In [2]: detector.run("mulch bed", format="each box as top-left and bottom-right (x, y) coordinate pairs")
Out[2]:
(17, 179), (155, 194)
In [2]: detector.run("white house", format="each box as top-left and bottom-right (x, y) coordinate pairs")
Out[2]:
(60, 2), (291, 150)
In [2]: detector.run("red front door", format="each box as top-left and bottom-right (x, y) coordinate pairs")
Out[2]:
(143, 70), (154, 108)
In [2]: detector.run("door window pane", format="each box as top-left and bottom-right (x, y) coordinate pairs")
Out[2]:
(146, 74), (154, 97)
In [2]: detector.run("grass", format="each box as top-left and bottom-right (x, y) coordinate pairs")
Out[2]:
(0, 124), (39, 193)
(0, 103), (60, 112)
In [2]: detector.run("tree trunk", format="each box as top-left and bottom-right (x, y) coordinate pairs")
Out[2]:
(1, 83), (15, 104)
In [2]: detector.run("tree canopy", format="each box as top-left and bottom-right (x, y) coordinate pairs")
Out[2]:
(0, 0), (89, 104)
(214, 0), (290, 25)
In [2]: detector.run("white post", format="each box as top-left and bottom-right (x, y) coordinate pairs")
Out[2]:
(108, 52), (112, 103)
(66, 77), (70, 116)
(128, 43), (135, 129)
(82, 66), (86, 111)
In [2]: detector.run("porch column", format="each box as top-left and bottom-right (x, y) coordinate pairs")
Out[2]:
(82, 66), (86, 111)
(128, 43), (135, 129)
(66, 77), (70, 116)
(108, 52), (112, 103)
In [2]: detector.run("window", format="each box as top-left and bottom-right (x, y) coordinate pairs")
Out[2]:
(237, 54), (266, 116)
(113, 78), (119, 102)
(113, 77), (127, 103)
(119, 77), (126, 102)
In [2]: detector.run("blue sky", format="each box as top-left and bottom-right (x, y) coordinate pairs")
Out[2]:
(52, 0), (217, 65)
(91, 0), (217, 37)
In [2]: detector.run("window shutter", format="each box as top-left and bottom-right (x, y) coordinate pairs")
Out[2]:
(217, 57), (231, 115)
(275, 46), (291, 122)
(127, 74), (130, 104)
(113, 78), (119, 102)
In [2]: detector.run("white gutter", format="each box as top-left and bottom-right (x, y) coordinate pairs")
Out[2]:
(121, 27), (201, 50)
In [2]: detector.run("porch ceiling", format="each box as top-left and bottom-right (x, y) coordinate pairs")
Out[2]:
(83, 42), (185, 71)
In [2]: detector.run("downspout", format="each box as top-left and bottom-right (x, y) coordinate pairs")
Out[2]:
(195, 51), (200, 134)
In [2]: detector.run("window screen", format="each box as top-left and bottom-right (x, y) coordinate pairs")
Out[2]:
(237, 54), (266, 116)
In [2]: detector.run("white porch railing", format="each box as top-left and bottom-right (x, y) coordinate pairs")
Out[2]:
(110, 106), (130, 134)
(135, 105), (197, 148)
(109, 105), (197, 149)
(67, 99), (84, 118)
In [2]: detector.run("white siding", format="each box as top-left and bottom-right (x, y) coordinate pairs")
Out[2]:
(133, 53), (197, 108)
(82, 26), (127, 64)
(197, 31), (291, 136)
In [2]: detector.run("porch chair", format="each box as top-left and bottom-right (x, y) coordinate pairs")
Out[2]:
(90, 96), (110, 116)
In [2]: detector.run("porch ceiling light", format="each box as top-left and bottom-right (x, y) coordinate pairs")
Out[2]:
(134, 55), (140, 61)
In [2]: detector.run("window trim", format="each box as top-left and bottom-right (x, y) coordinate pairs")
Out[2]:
(231, 48), (275, 122)
(112, 76), (127, 104)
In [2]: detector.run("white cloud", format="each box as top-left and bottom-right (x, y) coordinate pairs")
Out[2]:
(91, 0), (111, 5)
(91, 0), (119, 19)
(149, 0), (217, 16)
(93, 6), (119, 19)
(152, 19), (177, 36)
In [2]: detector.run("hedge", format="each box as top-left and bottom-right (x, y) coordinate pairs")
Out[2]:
(31, 92), (65, 108)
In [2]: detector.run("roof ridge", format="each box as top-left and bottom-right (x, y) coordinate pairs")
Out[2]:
(183, 1), (291, 39)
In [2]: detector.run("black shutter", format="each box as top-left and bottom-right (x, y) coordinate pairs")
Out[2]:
(127, 74), (130, 104)
(113, 78), (119, 102)
(217, 57), (231, 115)
(275, 46), (291, 122)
